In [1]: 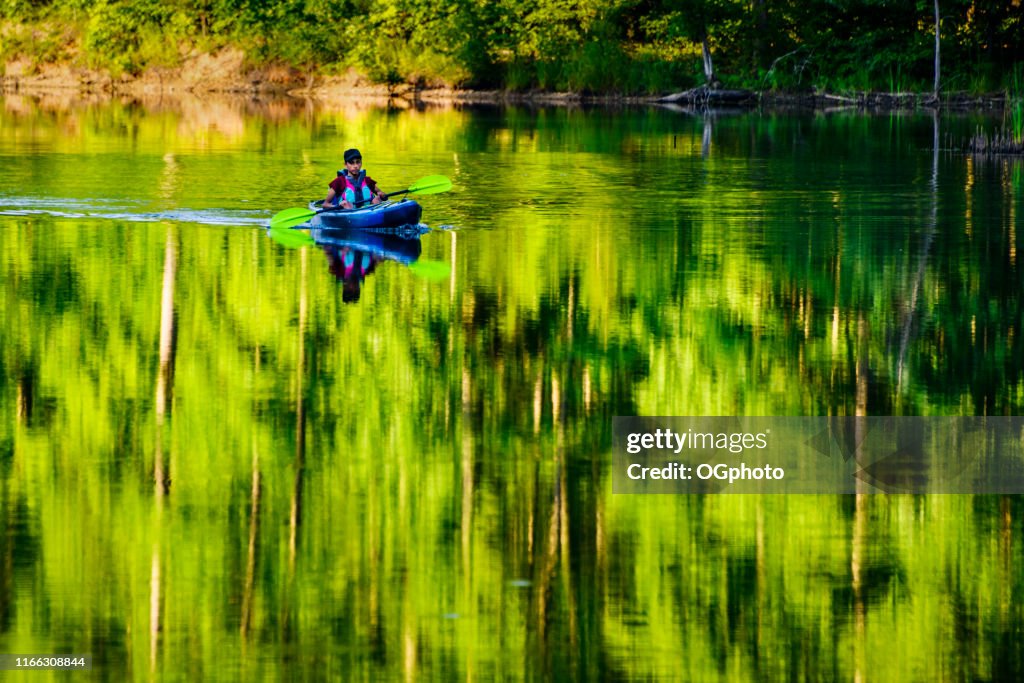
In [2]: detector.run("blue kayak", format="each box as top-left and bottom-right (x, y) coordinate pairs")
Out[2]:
(308, 199), (422, 230)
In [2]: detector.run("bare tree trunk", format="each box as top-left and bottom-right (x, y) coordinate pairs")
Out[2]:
(933, 0), (941, 97)
(702, 35), (715, 86)
(753, 0), (768, 71)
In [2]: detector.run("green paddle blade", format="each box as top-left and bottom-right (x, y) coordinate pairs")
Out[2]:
(407, 258), (451, 281)
(267, 226), (315, 249)
(270, 207), (316, 230)
(407, 175), (452, 195)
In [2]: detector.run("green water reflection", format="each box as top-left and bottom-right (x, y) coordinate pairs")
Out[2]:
(1, 95), (1023, 680)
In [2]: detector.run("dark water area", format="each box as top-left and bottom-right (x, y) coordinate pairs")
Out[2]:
(0, 95), (1022, 680)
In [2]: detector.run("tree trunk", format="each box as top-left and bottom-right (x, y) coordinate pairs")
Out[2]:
(933, 0), (941, 97)
(702, 34), (715, 85)
(753, 0), (768, 71)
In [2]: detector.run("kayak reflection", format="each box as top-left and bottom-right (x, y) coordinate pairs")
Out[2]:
(311, 226), (424, 304)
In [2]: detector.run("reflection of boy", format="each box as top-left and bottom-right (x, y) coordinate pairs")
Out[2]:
(323, 246), (380, 304)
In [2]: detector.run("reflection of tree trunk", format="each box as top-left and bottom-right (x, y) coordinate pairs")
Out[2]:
(554, 396), (577, 671)
(461, 375), (473, 591)
(450, 231), (457, 302)
(852, 492), (866, 683)
(529, 398), (576, 675)
(593, 455), (604, 593)
(403, 624), (418, 683)
(702, 118), (712, 159)
(0, 499), (12, 631)
(551, 376), (561, 431)
(582, 365), (592, 414)
(458, 398), (473, 683)
(155, 227), (177, 496)
(756, 502), (765, 656)
(16, 367), (34, 425)
(459, 294), (473, 632)
(533, 476), (560, 652)
(533, 371), (543, 435)
(855, 315), (869, 484)
(150, 226), (176, 676)
(832, 225), (843, 355)
(149, 544), (162, 677)
(567, 276), (574, 344)
(852, 315), (868, 682)
(999, 496), (1011, 630)
(290, 249), (308, 570)
(528, 462), (537, 560)
(283, 250), (308, 646)
(241, 445), (261, 638)
(897, 112), (939, 392)
(856, 324), (868, 419)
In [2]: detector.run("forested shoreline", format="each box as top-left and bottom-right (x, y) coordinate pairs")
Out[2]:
(1, 0), (1022, 97)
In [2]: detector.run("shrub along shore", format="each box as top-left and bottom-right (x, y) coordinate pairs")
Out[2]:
(3, 1), (1023, 101)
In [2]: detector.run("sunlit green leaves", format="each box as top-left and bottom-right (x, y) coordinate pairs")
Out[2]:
(4, 0), (1024, 93)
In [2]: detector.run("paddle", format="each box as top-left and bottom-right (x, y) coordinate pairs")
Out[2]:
(266, 225), (314, 248)
(269, 174), (452, 230)
(407, 259), (451, 281)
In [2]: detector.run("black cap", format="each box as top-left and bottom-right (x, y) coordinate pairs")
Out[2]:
(344, 148), (362, 162)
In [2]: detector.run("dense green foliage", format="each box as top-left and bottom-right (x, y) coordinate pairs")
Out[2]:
(2, 0), (1023, 93)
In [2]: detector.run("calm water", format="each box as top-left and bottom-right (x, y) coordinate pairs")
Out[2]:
(1, 94), (1022, 681)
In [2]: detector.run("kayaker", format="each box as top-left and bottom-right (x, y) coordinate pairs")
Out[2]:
(324, 148), (388, 209)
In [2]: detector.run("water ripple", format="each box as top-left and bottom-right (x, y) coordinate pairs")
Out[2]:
(0, 196), (268, 227)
